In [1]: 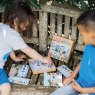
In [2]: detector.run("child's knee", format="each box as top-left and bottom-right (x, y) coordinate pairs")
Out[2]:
(0, 83), (11, 93)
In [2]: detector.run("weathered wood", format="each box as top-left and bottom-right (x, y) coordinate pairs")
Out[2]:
(11, 84), (56, 95)
(23, 37), (84, 51)
(30, 74), (39, 85)
(50, 13), (56, 38)
(39, 11), (48, 51)
(57, 14), (62, 36)
(32, 12), (38, 37)
(37, 74), (43, 85)
(71, 18), (77, 41)
(64, 16), (70, 38)
(23, 37), (38, 44)
(74, 44), (85, 51)
(78, 32), (83, 44)
(38, 1), (82, 18)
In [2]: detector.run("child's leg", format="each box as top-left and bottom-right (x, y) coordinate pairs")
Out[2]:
(0, 69), (11, 95)
(0, 83), (11, 95)
(50, 83), (79, 95)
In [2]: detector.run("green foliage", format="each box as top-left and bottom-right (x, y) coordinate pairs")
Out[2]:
(54, 0), (89, 11)
(0, 0), (41, 12)
(0, 0), (89, 12)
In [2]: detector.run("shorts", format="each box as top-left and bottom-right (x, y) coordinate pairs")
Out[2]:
(0, 68), (11, 85)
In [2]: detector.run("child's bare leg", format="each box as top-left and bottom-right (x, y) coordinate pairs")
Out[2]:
(0, 83), (11, 95)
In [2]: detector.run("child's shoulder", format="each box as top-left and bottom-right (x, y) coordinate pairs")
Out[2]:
(0, 23), (19, 34)
(84, 44), (95, 51)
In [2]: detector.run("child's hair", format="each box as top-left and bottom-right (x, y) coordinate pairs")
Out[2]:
(3, 2), (35, 30)
(76, 10), (95, 31)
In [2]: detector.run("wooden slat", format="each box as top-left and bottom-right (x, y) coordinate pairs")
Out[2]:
(11, 84), (56, 95)
(71, 18), (77, 41)
(23, 37), (38, 44)
(78, 32), (83, 44)
(30, 74), (39, 85)
(64, 16), (70, 38)
(74, 43), (85, 51)
(39, 11), (48, 51)
(32, 12), (38, 37)
(37, 74), (43, 85)
(50, 13), (56, 38)
(57, 14), (62, 36)
(38, 1), (82, 18)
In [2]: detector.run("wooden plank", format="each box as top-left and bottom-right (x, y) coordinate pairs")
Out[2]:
(57, 14), (62, 36)
(71, 18), (77, 41)
(39, 11), (48, 51)
(38, 1), (82, 18)
(50, 13), (56, 38)
(37, 74), (43, 85)
(74, 43), (85, 51)
(30, 74), (39, 85)
(78, 32), (83, 44)
(32, 12), (38, 37)
(64, 16), (70, 38)
(11, 84), (56, 95)
(23, 37), (38, 44)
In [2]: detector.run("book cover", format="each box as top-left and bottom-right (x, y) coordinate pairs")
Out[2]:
(28, 59), (56, 74)
(48, 35), (74, 63)
(57, 65), (73, 77)
(8, 63), (30, 85)
(8, 64), (29, 78)
(44, 72), (63, 87)
(9, 76), (30, 85)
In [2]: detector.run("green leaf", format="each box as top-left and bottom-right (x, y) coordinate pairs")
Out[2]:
(80, 1), (89, 11)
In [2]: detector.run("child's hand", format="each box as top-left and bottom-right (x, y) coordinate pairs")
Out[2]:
(43, 56), (52, 64)
(72, 80), (83, 93)
(15, 54), (26, 62)
(63, 76), (74, 86)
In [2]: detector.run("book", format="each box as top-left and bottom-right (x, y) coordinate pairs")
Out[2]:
(48, 35), (74, 63)
(43, 72), (63, 87)
(8, 63), (30, 85)
(8, 64), (30, 78)
(28, 59), (56, 74)
(57, 65), (73, 77)
(9, 76), (30, 85)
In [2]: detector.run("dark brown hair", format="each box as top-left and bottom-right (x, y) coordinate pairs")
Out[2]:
(77, 10), (95, 26)
(3, 2), (35, 31)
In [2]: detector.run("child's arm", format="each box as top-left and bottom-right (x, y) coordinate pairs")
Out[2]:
(82, 87), (95, 94)
(71, 63), (80, 78)
(20, 46), (51, 63)
(73, 80), (95, 94)
(63, 63), (81, 86)
(10, 51), (26, 62)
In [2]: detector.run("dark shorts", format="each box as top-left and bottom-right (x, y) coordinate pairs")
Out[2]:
(0, 68), (11, 85)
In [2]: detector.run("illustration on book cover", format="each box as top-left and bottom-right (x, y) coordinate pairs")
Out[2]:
(48, 35), (74, 63)
(28, 59), (56, 74)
